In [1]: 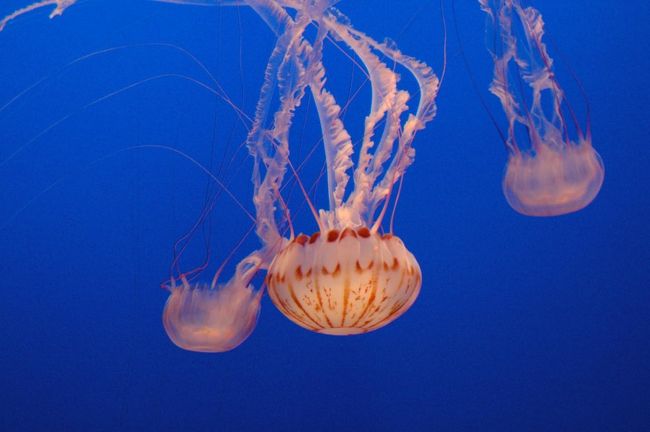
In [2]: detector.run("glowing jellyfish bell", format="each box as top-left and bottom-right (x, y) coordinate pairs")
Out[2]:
(267, 228), (421, 335)
(162, 256), (264, 353)
(480, 0), (604, 217)
(503, 140), (604, 217)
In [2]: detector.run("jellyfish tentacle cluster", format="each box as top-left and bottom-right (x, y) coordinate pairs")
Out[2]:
(480, 0), (604, 216)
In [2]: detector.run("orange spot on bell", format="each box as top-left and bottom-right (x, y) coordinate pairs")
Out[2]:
(309, 232), (321, 244)
(327, 230), (340, 242)
(357, 227), (371, 238)
(355, 259), (374, 272)
(295, 234), (309, 246)
(340, 228), (357, 240)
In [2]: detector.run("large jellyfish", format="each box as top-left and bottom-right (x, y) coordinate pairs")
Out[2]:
(2, 0), (440, 349)
(251, 3), (439, 335)
(480, 0), (604, 217)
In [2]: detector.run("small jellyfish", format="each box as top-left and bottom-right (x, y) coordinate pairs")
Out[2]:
(502, 141), (604, 217)
(480, 0), (604, 216)
(162, 257), (263, 353)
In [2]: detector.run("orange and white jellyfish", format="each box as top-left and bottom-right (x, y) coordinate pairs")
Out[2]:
(240, 0), (439, 335)
(480, 0), (604, 216)
(1, 0), (440, 348)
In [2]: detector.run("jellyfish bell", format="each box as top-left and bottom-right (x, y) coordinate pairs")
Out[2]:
(163, 279), (262, 353)
(266, 227), (421, 335)
(162, 254), (267, 353)
(503, 140), (605, 216)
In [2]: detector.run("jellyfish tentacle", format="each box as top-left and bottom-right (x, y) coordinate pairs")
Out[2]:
(322, 9), (439, 226)
(322, 12), (403, 225)
(153, 0), (248, 6)
(0, 0), (76, 31)
(483, 0), (580, 151)
(307, 24), (354, 214)
(245, 0), (357, 230)
(244, 0), (297, 248)
(366, 40), (439, 214)
(481, 0), (521, 153)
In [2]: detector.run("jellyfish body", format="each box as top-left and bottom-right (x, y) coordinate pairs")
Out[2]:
(161, 249), (274, 352)
(480, 0), (604, 216)
(503, 141), (604, 217)
(163, 279), (262, 352)
(267, 228), (421, 335)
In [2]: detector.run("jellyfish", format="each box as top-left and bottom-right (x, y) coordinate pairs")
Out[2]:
(231, 0), (439, 335)
(480, 0), (604, 217)
(1, 0), (440, 347)
(162, 259), (264, 353)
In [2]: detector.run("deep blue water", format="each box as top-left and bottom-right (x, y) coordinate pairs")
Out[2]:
(1, 1), (649, 431)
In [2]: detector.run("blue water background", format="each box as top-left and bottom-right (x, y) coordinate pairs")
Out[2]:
(1, 0), (648, 430)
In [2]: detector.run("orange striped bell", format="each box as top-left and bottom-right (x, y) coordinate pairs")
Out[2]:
(266, 227), (421, 335)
